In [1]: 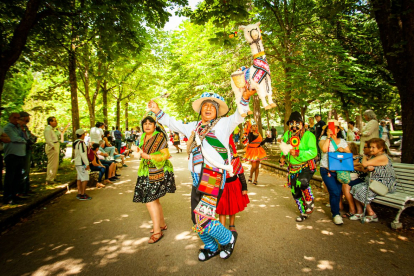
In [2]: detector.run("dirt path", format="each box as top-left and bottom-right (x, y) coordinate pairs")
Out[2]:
(0, 146), (412, 275)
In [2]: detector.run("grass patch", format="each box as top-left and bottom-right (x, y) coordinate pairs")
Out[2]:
(0, 158), (76, 212)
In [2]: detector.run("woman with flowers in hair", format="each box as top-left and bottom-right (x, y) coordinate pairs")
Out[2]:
(133, 113), (176, 244)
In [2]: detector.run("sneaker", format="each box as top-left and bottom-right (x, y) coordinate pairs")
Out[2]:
(126, 156), (130, 159)
(349, 213), (363, 221)
(198, 248), (220, 262)
(296, 214), (308, 222)
(123, 164), (128, 167)
(220, 232), (238, 259)
(76, 194), (81, 199)
(333, 215), (343, 225)
(78, 194), (92, 201)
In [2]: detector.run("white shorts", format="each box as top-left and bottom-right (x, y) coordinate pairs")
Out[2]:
(76, 165), (90, 181)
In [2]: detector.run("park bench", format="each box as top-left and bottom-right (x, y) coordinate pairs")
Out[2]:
(372, 163), (414, 229)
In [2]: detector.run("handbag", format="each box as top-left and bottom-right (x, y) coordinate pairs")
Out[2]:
(368, 172), (389, 196)
(197, 163), (223, 197)
(193, 195), (217, 219)
(328, 138), (354, 171)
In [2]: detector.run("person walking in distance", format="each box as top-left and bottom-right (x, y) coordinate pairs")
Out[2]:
(114, 126), (122, 154)
(314, 114), (326, 161)
(44, 116), (60, 184)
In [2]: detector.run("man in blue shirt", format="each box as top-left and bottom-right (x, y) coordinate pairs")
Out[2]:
(114, 126), (122, 154)
(3, 113), (27, 204)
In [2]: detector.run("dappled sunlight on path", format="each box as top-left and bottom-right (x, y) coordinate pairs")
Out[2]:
(0, 145), (412, 275)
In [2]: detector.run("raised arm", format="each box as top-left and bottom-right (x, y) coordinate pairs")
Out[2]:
(148, 101), (195, 137)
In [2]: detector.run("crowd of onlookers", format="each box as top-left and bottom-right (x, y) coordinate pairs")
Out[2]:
(72, 122), (142, 200)
(0, 109), (143, 204)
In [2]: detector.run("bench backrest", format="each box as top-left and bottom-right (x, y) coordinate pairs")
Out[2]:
(392, 163), (414, 194)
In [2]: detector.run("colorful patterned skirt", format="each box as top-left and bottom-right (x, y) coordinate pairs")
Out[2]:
(216, 176), (250, 215)
(133, 169), (176, 203)
(243, 146), (267, 162)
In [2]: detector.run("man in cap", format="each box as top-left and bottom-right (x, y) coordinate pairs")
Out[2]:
(279, 111), (317, 222)
(73, 129), (91, 200)
(0, 107), (11, 191)
(18, 111), (36, 196)
(3, 113), (27, 204)
(44, 116), (60, 184)
(148, 89), (255, 262)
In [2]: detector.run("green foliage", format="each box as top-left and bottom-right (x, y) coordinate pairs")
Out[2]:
(30, 143), (67, 171)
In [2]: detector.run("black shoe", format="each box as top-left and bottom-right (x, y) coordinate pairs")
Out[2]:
(115, 174), (121, 177)
(109, 177), (118, 181)
(198, 248), (220, 262)
(220, 232), (238, 259)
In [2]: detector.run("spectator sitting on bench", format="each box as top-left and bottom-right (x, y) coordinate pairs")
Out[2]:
(350, 138), (397, 222)
(102, 131), (116, 159)
(88, 143), (113, 188)
(97, 140), (120, 181)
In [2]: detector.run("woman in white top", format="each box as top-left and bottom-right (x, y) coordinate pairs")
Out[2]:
(358, 110), (379, 154)
(90, 122), (105, 144)
(319, 119), (351, 225)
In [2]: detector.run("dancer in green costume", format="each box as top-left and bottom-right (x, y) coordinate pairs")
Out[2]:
(279, 111), (318, 222)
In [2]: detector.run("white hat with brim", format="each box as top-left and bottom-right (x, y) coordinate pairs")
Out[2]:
(192, 92), (228, 117)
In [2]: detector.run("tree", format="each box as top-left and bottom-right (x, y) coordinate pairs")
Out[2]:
(371, 0), (414, 163)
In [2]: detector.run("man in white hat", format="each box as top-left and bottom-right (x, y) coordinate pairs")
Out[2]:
(148, 90), (255, 262)
(73, 129), (91, 201)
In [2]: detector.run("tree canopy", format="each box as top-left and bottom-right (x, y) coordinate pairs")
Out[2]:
(2, 0), (413, 162)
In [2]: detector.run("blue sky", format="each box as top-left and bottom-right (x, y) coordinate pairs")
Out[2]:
(164, 0), (201, 31)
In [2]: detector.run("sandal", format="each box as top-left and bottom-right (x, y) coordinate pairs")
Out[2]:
(148, 232), (164, 244)
(229, 225), (237, 232)
(342, 212), (354, 218)
(248, 177), (252, 183)
(198, 248), (219, 262)
(364, 214), (379, 223)
(150, 225), (168, 233)
(349, 213), (363, 221)
(252, 181), (257, 185)
(220, 232), (238, 259)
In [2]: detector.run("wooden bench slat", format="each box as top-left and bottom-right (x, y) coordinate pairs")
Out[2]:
(393, 163), (414, 169)
(372, 199), (403, 209)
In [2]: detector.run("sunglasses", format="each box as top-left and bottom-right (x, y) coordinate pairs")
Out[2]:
(289, 122), (301, 127)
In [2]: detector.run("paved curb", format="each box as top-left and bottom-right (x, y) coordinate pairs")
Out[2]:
(0, 180), (76, 233)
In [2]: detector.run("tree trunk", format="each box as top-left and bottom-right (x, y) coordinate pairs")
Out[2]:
(283, 67), (292, 132)
(116, 98), (120, 128)
(372, 0), (414, 163)
(125, 101), (129, 130)
(0, 0), (43, 101)
(68, 47), (80, 142)
(102, 80), (108, 126)
(253, 95), (263, 136)
(300, 105), (307, 121)
(81, 62), (95, 128)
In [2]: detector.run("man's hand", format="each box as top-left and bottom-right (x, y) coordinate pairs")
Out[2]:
(148, 100), (160, 114)
(242, 88), (257, 100)
(289, 149), (299, 156)
(279, 157), (286, 166)
(85, 165), (90, 171)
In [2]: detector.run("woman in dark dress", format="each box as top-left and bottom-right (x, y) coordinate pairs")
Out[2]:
(133, 114), (176, 244)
